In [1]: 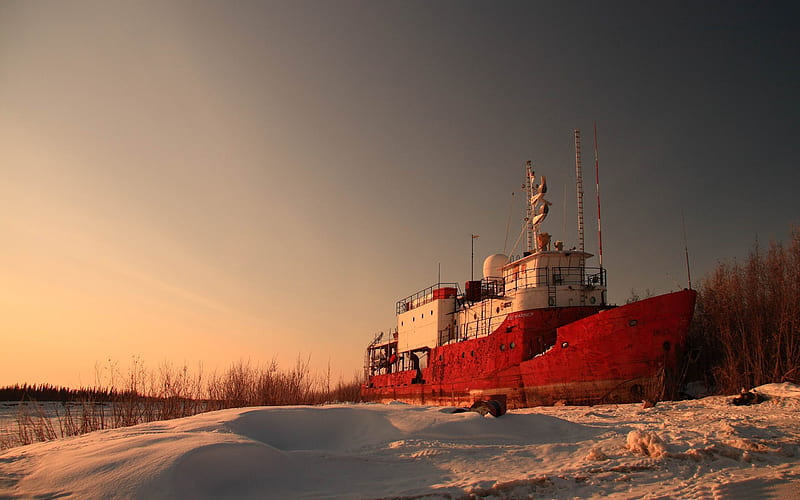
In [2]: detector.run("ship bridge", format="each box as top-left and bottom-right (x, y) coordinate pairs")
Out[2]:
(503, 250), (606, 309)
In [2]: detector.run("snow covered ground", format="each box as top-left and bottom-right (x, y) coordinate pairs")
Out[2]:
(1, 383), (798, 499)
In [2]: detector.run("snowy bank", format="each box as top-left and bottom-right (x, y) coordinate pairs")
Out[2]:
(2, 386), (800, 499)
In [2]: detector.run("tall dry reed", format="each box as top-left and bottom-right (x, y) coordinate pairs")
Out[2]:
(688, 226), (800, 393)
(1, 356), (363, 450)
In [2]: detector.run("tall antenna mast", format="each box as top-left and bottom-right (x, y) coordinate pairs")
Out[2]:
(471, 234), (479, 280)
(574, 129), (585, 254)
(594, 123), (603, 268)
(682, 213), (692, 289)
(562, 183), (567, 238)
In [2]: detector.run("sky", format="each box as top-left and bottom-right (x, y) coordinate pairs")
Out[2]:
(1, 0), (798, 388)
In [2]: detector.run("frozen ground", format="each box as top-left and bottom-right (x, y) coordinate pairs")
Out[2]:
(1, 383), (798, 499)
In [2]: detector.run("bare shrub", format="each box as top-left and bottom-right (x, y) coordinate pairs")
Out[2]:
(689, 227), (800, 393)
(1, 356), (363, 449)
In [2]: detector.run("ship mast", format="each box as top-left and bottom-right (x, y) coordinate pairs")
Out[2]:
(525, 160), (550, 253)
(594, 123), (603, 268)
(574, 129), (585, 254)
(525, 161), (534, 254)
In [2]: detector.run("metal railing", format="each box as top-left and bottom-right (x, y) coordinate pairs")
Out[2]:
(504, 266), (606, 293)
(396, 282), (460, 315)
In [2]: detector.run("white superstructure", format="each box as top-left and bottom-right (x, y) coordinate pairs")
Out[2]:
(380, 159), (607, 367)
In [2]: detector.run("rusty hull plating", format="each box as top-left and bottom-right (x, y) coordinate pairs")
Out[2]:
(363, 290), (697, 408)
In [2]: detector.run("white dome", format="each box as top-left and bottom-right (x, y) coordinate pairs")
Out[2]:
(483, 254), (509, 280)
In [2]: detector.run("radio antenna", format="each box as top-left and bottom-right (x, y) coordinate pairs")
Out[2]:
(524, 161), (534, 253)
(574, 129), (585, 254)
(682, 213), (692, 289)
(503, 191), (515, 254)
(594, 123), (603, 268)
(562, 183), (567, 238)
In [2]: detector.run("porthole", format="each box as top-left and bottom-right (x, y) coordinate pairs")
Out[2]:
(421, 313), (424, 318)
(470, 350), (475, 357)
(461, 352), (465, 358)
(590, 296), (597, 304)
(412, 317), (415, 322)
(496, 307), (500, 314)
(510, 342), (516, 349)
(500, 344), (506, 351)
(561, 342), (569, 348)
(430, 310), (434, 316)
(401, 321), (404, 326)
(629, 319), (638, 327)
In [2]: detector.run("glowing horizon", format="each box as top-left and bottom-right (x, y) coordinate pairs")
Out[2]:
(1, 1), (797, 388)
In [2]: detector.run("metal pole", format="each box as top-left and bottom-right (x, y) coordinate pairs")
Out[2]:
(525, 161), (533, 254)
(594, 123), (603, 269)
(471, 234), (479, 281)
(682, 214), (692, 289)
(574, 129), (584, 254)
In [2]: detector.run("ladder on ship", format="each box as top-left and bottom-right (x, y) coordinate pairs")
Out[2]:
(547, 283), (556, 308)
(364, 331), (384, 380)
(575, 129), (588, 308)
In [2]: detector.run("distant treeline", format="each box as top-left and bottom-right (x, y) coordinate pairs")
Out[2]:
(2, 359), (361, 407)
(689, 226), (800, 393)
(0, 383), (127, 403)
(1, 358), (362, 449)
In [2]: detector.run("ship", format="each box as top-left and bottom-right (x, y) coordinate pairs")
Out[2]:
(361, 133), (697, 410)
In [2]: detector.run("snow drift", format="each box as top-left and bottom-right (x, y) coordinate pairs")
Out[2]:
(1, 384), (799, 499)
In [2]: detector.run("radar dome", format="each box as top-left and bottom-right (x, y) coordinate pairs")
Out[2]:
(483, 254), (509, 280)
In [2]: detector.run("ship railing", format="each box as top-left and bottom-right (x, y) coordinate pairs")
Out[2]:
(438, 324), (456, 346)
(365, 328), (399, 378)
(586, 268), (606, 287)
(445, 315), (507, 344)
(481, 279), (505, 299)
(440, 298), (508, 345)
(504, 266), (605, 293)
(396, 282), (460, 315)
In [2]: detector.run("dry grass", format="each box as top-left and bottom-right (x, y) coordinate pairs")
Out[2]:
(0, 356), (363, 450)
(688, 226), (800, 394)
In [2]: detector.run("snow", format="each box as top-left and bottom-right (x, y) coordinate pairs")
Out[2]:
(754, 382), (800, 399)
(1, 384), (799, 499)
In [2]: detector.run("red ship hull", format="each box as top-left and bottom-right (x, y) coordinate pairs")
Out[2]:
(361, 289), (697, 408)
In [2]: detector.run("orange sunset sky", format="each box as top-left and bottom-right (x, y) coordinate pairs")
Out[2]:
(2, 1), (797, 387)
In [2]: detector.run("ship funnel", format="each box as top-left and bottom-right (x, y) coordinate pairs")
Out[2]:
(483, 254), (509, 281)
